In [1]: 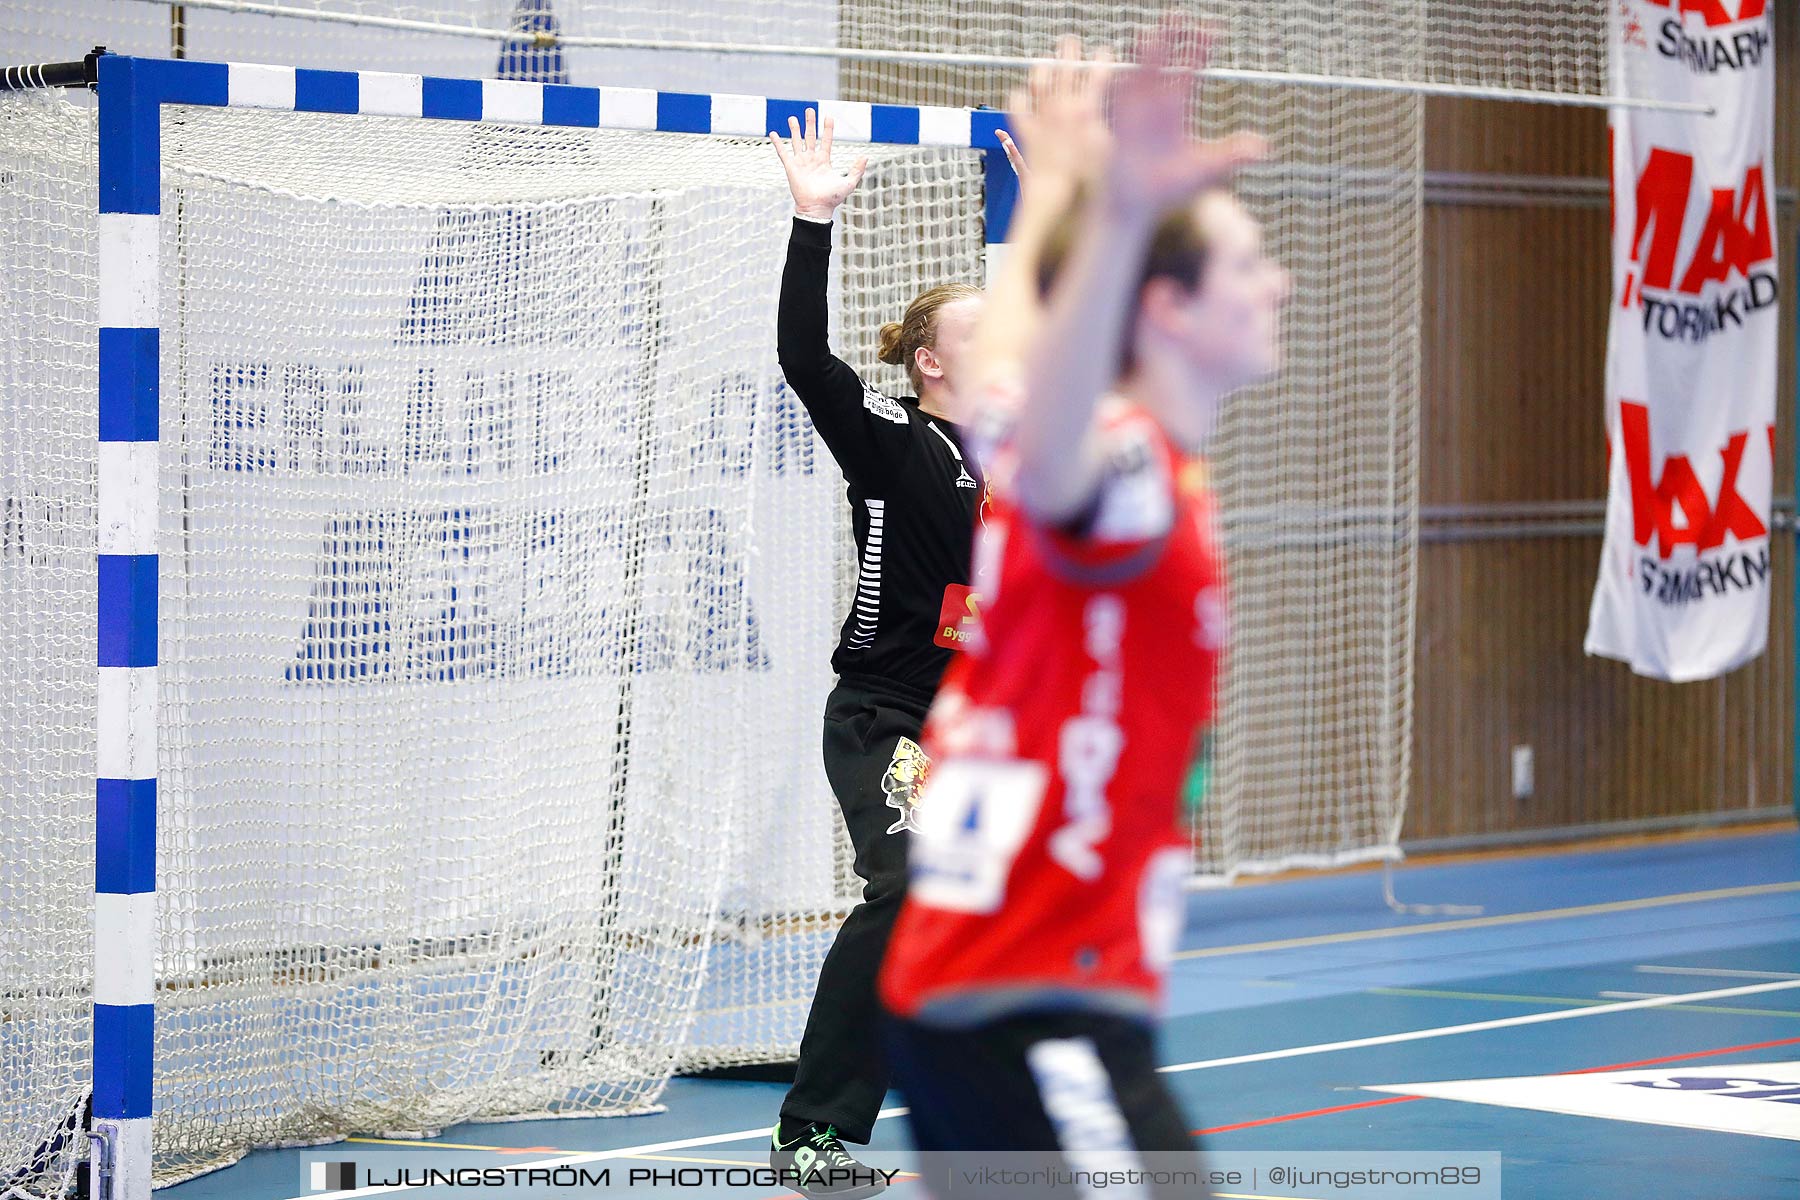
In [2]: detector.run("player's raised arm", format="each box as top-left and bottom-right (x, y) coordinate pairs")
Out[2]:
(957, 37), (1106, 430)
(770, 109), (911, 486)
(984, 25), (1263, 526)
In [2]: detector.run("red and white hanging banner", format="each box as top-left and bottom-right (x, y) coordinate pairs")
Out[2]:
(1586, 0), (1779, 681)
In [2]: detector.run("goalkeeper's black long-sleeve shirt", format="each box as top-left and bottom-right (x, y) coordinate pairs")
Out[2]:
(777, 216), (984, 702)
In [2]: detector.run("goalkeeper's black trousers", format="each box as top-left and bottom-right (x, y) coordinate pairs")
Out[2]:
(779, 674), (933, 1146)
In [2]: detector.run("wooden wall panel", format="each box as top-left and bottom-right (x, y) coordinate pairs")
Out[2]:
(1411, 537), (1794, 841)
(1410, 12), (1798, 842)
(1419, 200), (1614, 508)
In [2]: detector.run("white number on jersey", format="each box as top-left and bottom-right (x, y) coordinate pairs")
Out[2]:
(910, 758), (1050, 914)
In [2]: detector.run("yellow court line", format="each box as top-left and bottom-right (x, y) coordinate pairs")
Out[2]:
(1368, 986), (1800, 1020)
(1173, 880), (1800, 960)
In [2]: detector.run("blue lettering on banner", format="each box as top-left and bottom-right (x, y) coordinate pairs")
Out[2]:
(209, 361), (802, 481)
(1636, 546), (1770, 607)
(1622, 1076), (1800, 1103)
(688, 375), (756, 480)
(284, 504), (768, 682)
(694, 373), (827, 480)
(204, 360), (782, 680)
(1657, 20), (1770, 74)
(210, 361), (384, 474)
(766, 381), (816, 477)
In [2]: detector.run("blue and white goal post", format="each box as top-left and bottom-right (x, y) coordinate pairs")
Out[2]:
(82, 52), (1014, 1200)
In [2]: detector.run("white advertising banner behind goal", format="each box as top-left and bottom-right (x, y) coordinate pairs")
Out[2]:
(1587, 0), (1779, 680)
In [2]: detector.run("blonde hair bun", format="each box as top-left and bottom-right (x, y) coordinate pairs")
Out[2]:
(876, 321), (907, 366)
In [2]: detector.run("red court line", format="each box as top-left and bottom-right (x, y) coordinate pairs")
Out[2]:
(1191, 1034), (1800, 1136)
(1561, 1035), (1800, 1074)
(1195, 1095), (1416, 1135)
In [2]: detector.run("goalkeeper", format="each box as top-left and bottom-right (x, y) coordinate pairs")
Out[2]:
(762, 109), (1013, 1197)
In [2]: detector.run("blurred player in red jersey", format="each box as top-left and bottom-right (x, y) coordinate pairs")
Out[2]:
(877, 23), (1286, 1194)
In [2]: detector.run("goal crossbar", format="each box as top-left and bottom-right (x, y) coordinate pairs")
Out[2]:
(79, 52), (1012, 1199)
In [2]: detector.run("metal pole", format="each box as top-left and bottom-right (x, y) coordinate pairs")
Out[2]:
(93, 51), (160, 1200)
(0, 47), (108, 91)
(75, 0), (1726, 115)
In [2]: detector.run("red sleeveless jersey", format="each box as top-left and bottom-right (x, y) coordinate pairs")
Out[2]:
(880, 401), (1227, 1025)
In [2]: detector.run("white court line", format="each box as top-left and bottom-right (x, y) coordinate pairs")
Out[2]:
(1173, 880), (1800, 960)
(1159, 978), (1800, 1074)
(280, 980), (1800, 1196)
(1637, 964), (1800, 981)
(1602, 991), (1685, 1000)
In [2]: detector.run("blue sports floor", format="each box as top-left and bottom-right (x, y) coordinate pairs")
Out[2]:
(167, 825), (1800, 1199)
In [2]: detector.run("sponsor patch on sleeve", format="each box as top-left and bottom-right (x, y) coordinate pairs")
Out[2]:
(862, 385), (910, 425)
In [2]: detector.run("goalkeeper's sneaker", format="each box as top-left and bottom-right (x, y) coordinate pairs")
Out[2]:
(770, 1122), (888, 1199)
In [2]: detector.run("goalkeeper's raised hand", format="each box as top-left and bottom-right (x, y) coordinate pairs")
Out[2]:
(769, 108), (868, 222)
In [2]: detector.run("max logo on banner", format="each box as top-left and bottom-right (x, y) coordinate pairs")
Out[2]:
(1622, 152), (1777, 338)
(1639, 0), (1766, 24)
(1620, 400), (1772, 559)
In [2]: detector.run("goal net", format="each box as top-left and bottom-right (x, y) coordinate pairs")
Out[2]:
(0, 88), (981, 1192)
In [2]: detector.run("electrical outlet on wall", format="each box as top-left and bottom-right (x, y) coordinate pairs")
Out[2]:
(1511, 745), (1534, 800)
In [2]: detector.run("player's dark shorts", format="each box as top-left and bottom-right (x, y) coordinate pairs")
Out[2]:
(885, 1009), (1211, 1199)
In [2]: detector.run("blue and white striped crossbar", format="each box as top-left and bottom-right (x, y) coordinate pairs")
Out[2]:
(97, 55), (1014, 215)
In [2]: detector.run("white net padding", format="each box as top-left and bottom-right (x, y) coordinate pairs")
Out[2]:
(5, 2), (1607, 100)
(1200, 72), (1422, 878)
(0, 90), (982, 1192)
(844, 1), (1429, 883)
(839, 2), (1605, 106)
